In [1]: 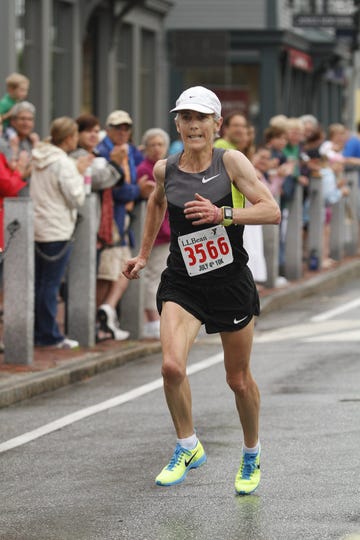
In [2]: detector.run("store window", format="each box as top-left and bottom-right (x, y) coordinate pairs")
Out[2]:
(173, 63), (259, 124)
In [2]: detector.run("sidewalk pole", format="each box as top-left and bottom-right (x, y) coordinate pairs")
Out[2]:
(67, 194), (97, 347)
(263, 222), (279, 289)
(3, 198), (34, 365)
(121, 201), (147, 340)
(307, 176), (324, 267)
(330, 198), (345, 261)
(284, 183), (304, 280)
(344, 169), (359, 256)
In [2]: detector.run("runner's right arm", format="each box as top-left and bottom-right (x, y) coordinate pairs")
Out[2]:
(123, 159), (167, 280)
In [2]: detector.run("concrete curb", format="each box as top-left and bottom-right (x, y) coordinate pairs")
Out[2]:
(0, 258), (359, 409)
(0, 341), (161, 409)
(260, 258), (360, 315)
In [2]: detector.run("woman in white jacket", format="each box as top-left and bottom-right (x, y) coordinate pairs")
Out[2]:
(30, 117), (93, 348)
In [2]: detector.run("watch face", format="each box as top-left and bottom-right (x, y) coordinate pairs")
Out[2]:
(224, 207), (232, 220)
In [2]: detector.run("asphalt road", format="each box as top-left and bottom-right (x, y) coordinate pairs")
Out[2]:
(1, 280), (360, 540)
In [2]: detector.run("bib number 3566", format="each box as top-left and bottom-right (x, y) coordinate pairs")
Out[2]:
(178, 225), (233, 276)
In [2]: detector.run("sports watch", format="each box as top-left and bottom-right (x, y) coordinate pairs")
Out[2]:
(221, 206), (233, 226)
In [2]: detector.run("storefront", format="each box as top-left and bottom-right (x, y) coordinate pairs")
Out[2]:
(167, 27), (346, 141)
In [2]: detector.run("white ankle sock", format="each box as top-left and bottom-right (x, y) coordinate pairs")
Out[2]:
(243, 441), (260, 455)
(177, 433), (198, 450)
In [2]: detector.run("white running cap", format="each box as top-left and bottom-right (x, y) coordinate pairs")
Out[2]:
(170, 86), (221, 117)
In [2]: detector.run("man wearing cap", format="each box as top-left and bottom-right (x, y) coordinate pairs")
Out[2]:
(124, 86), (280, 495)
(95, 110), (153, 340)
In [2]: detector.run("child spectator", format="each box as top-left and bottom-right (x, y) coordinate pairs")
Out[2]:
(306, 148), (349, 269)
(321, 157), (349, 269)
(0, 73), (30, 130)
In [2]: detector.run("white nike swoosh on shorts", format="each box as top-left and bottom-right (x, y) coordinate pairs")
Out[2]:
(233, 315), (249, 325)
(202, 174), (220, 183)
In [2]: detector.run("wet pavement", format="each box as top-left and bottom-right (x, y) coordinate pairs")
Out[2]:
(0, 256), (359, 408)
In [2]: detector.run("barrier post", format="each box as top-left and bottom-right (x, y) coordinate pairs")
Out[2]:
(121, 201), (147, 340)
(284, 183), (304, 280)
(67, 195), (97, 347)
(329, 198), (345, 261)
(307, 176), (324, 268)
(3, 198), (34, 365)
(263, 223), (279, 289)
(344, 169), (359, 256)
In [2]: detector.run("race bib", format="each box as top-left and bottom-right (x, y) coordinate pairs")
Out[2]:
(178, 225), (233, 276)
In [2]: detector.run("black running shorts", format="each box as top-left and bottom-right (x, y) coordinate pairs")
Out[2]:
(156, 265), (260, 334)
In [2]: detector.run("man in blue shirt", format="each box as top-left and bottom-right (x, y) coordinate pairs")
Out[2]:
(95, 110), (153, 341)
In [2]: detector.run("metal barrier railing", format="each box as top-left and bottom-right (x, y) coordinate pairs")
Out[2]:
(272, 168), (359, 281)
(1, 170), (359, 364)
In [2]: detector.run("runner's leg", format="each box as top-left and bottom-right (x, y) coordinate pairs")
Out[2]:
(160, 301), (201, 438)
(221, 318), (260, 447)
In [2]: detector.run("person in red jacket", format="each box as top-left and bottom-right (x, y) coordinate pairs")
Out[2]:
(0, 151), (27, 250)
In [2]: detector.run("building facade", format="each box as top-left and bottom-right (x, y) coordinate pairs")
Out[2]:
(0, 0), (172, 142)
(165, 0), (354, 140)
(0, 0), (357, 144)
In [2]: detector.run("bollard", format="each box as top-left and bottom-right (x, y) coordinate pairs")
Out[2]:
(67, 195), (97, 347)
(284, 183), (304, 280)
(329, 198), (345, 261)
(307, 176), (324, 268)
(344, 169), (359, 256)
(3, 198), (34, 365)
(121, 201), (147, 340)
(263, 223), (279, 289)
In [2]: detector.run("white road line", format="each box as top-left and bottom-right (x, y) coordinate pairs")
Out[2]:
(0, 353), (223, 454)
(311, 298), (360, 322)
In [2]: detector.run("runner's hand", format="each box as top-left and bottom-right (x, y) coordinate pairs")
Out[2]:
(184, 193), (221, 225)
(123, 256), (147, 280)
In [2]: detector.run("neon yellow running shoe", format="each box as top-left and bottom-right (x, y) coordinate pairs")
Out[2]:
(155, 440), (207, 486)
(234, 448), (261, 495)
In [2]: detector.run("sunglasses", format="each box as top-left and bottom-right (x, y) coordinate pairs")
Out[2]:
(110, 124), (131, 131)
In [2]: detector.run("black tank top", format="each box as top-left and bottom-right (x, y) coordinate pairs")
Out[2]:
(164, 148), (249, 281)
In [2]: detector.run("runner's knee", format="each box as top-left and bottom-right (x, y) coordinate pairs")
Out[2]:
(226, 371), (251, 396)
(161, 357), (186, 385)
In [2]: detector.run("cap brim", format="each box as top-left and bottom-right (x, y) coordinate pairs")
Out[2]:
(170, 103), (215, 114)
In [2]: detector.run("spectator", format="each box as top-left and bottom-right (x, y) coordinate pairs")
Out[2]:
(71, 113), (124, 239)
(136, 128), (171, 339)
(30, 117), (93, 349)
(70, 113), (127, 341)
(245, 123), (256, 161)
(0, 73), (29, 130)
(95, 110), (153, 340)
(0, 151), (27, 251)
(214, 111), (248, 152)
(342, 122), (360, 165)
(263, 124), (293, 197)
(299, 114), (319, 142)
(319, 123), (347, 163)
(280, 117), (309, 275)
(243, 146), (272, 289)
(269, 114), (288, 130)
(168, 137), (183, 155)
(0, 101), (38, 195)
(252, 145), (283, 198)
(306, 148), (350, 269)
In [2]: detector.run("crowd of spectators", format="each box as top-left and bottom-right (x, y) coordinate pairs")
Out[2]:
(0, 72), (359, 348)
